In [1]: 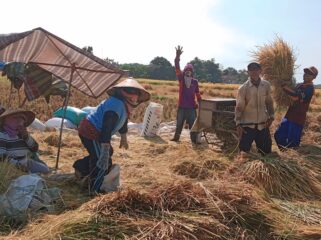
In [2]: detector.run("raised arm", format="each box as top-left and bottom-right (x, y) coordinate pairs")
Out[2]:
(174, 45), (183, 79)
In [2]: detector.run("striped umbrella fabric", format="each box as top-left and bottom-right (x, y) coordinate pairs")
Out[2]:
(0, 27), (125, 98)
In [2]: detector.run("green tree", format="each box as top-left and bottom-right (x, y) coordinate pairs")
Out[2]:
(82, 46), (93, 54)
(120, 63), (149, 78)
(190, 58), (222, 82)
(104, 57), (120, 67)
(148, 57), (175, 80)
(222, 67), (248, 84)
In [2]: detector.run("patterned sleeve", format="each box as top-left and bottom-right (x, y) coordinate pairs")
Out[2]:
(0, 135), (7, 159)
(24, 134), (39, 152)
(297, 85), (314, 103)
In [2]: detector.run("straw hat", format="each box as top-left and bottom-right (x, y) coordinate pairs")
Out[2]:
(0, 109), (35, 127)
(107, 78), (150, 104)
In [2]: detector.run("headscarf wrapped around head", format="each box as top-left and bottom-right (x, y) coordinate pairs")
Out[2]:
(183, 63), (194, 76)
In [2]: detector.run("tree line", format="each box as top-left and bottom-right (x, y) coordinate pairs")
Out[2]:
(83, 46), (248, 84)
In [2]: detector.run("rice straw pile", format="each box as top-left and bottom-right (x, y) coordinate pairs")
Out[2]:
(276, 200), (321, 225)
(253, 36), (296, 107)
(240, 155), (321, 200)
(173, 161), (212, 179)
(80, 181), (271, 239)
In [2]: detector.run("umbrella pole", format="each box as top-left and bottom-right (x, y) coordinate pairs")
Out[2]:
(7, 82), (13, 108)
(55, 64), (75, 170)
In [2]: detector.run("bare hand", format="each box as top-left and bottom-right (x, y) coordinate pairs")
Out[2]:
(236, 126), (246, 139)
(175, 45), (183, 57)
(18, 126), (29, 139)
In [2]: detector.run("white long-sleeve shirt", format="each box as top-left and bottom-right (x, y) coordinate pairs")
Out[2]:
(235, 79), (274, 130)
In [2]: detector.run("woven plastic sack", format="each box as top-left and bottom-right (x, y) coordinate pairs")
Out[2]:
(53, 106), (87, 126)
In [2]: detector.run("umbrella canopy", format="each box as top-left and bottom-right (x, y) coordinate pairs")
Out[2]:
(0, 27), (125, 98)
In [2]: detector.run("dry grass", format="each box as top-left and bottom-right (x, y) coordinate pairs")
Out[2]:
(238, 152), (321, 200)
(173, 161), (212, 180)
(253, 36), (296, 107)
(2, 76), (321, 239)
(0, 162), (25, 194)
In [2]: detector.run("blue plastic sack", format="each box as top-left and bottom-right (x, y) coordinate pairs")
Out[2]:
(81, 106), (97, 114)
(53, 106), (87, 126)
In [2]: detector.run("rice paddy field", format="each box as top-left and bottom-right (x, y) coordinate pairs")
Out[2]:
(1, 76), (321, 239)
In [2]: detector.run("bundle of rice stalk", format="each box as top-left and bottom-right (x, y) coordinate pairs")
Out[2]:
(241, 156), (321, 200)
(292, 225), (321, 239)
(173, 161), (211, 180)
(253, 36), (296, 107)
(6, 210), (92, 240)
(86, 189), (156, 216)
(276, 200), (321, 225)
(153, 182), (207, 211)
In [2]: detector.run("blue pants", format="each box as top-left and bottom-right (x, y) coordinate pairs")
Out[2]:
(73, 135), (113, 192)
(239, 127), (272, 155)
(174, 107), (197, 142)
(274, 118), (303, 150)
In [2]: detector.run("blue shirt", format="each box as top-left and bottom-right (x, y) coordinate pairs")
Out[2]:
(87, 96), (127, 136)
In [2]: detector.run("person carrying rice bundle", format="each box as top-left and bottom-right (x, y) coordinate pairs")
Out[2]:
(235, 62), (275, 156)
(274, 66), (318, 150)
(253, 37), (296, 108)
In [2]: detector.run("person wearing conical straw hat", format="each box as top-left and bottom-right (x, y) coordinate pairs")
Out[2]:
(73, 78), (150, 194)
(274, 66), (318, 150)
(235, 62), (275, 156)
(0, 109), (50, 173)
(170, 45), (202, 144)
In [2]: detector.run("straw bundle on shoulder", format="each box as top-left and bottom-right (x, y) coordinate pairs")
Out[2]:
(253, 36), (296, 107)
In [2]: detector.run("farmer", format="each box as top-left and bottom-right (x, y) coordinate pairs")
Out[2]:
(73, 78), (150, 194)
(0, 109), (50, 173)
(171, 45), (202, 144)
(274, 66), (318, 150)
(235, 62), (275, 155)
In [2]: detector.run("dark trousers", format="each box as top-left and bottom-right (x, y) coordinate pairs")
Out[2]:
(73, 135), (113, 192)
(239, 127), (272, 155)
(174, 107), (197, 142)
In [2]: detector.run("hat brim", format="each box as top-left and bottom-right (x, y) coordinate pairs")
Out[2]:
(106, 78), (150, 104)
(304, 68), (317, 77)
(0, 110), (35, 127)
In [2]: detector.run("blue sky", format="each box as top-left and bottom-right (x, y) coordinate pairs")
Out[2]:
(2, 0), (321, 83)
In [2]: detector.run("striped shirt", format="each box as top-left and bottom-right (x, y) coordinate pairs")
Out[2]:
(0, 131), (39, 161)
